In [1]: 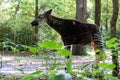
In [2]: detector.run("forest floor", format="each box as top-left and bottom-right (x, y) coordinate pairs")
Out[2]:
(0, 51), (112, 76)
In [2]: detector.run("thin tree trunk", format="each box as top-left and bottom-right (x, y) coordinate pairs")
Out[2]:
(14, 1), (20, 43)
(95, 0), (101, 27)
(110, 0), (119, 77)
(35, 0), (39, 42)
(105, 0), (108, 30)
(72, 0), (87, 56)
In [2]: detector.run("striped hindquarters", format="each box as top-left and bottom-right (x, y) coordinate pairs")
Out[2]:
(92, 31), (104, 52)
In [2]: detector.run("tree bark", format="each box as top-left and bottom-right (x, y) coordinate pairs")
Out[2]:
(95, 0), (101, 27)
(72, 0), (87, 56)
(110, 0), (119, 77)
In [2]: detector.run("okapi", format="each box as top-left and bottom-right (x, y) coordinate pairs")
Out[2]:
(31, 9), (105, 63)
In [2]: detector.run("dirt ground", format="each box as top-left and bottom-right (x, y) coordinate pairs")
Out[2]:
(0, 54), (95, 76)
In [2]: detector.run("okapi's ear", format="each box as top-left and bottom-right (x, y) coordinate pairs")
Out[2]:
(47, 9), (52, 14)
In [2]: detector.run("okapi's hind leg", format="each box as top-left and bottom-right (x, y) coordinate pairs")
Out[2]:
(91, 41), (105, 63)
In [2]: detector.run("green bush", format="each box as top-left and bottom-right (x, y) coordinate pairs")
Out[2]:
(0, 24), (36, 46)
(16, 26), (36, 45)
(0, 25), (14, 42)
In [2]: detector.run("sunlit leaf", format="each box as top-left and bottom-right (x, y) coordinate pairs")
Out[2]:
(38, 41), (63, 50)
(57, 49), (71, 56)
(104, 74), (118, 80)
(30, 70), (42, 75)
(66, 57), (72, 73)
(11, 47), (19, 53)
(26, 46), (38, 53)
(22, 76), (33, 80)
(98, 63), (116, 69)
(108, 38), (116, 43)
(48, 70), (58, 75)
(22, 70), (42, 80)
(103, 36), (110, 40)
(92, 70), (99, 75)
(106, 38), (117, 48)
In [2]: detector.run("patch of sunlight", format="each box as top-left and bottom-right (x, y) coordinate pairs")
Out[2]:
(2, 56), (14, 62)
(87, 0), (93, 8)
(87, 50), (95, 56)
(0, 3), (11, 10)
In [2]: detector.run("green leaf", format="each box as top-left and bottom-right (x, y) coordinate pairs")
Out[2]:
(98, 63), (116, 69)
(38, 41), (63, 50)
(30, 47), (38, 53)
(26, 46), (38, 53)
(92, 70), (99, 75)
(106, 38), (117, 48)
(22, 70), (42, 80)
(15, 67), (24, 74)
(108, 64), (116, 69)
(103, 36), (110, 40)
(104, 74), (118, 80)
(66, 57), (72, 73)
(30, 70), (42, 75)
(22, 75), (34, 80)
(57, 49), (71, 56)
(11, 47), (19, 53)
(48, 70), (58, 75)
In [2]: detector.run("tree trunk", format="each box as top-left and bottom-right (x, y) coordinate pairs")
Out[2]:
(95, 0), (101, 27)
(72, 0), (87, 56)
(105, 0), (108, 30)
(35, 0), (39, 42)
(13, 1), (20, 43)
(110, 0), (119, 77)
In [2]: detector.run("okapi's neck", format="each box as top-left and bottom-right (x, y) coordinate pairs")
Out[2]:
(45, 15), (64, 34)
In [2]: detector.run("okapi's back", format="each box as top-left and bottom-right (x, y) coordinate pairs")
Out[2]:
(61, 21), (104, 52)
(61, 21), (95, 45)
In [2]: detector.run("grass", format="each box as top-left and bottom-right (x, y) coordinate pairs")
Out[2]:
(0, 75), (22, 80)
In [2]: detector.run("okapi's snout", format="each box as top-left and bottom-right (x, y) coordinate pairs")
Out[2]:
(31, 19), (39, 26)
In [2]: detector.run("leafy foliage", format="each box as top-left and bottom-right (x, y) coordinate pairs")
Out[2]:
(22, 70), (42, 80)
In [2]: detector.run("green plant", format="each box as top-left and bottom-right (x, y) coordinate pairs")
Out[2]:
(38, 41), (72, 73)
(22, 70), (42, 80)
(16, 26), (36, 45)
(22, 41), (72, 80)
(0, 25), (14, 42)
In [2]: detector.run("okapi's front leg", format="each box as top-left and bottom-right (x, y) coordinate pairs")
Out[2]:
(64, 45), (71, 59)
(64, 45), (71, 70)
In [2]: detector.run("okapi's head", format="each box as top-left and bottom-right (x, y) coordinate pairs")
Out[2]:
(31, 9), (52, 26)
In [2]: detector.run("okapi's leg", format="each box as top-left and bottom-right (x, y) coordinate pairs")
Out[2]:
(64, 45), (71, 58)
(91, 41), (101, 63)
(64, 45), (71, 51)
(64, 45), (71, 70)
(0, 54), (2, 68)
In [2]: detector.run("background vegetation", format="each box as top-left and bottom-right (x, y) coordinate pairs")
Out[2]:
(0, 0), (119, 46)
